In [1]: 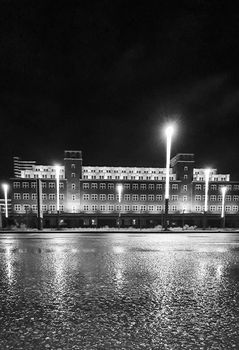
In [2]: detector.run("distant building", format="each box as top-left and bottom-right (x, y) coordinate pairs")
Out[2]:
(6, 150), (239, 227)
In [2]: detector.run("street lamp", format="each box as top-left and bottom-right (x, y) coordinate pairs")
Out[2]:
(221, 186), (227, 229)
(55, 165), (61, 229)
(2, 183), (9, 218)
(164, 124), (174, 231)
(116, 183), (123, 229)
(203, 168), (211, 229)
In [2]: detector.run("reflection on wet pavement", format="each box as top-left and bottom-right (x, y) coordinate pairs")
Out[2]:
(0, 232), (239, 349)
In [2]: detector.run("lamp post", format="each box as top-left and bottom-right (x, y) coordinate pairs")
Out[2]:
(55, 165), (60, 229)
(164, 125), (174, 231)
(221, 186), (227, 229)
(2, 183), (9, 219)
(203, 168), (211, 230)
(116, 184), (123, 229)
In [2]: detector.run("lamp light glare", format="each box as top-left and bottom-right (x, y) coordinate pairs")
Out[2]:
(165, 125), (174, 138)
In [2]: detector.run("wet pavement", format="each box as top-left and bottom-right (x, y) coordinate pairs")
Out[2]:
(0, 232), (239, 349)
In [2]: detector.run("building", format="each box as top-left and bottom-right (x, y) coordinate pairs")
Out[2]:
(5, 150), (239, 228)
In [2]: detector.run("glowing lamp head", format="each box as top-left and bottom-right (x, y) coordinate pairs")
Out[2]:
(2, 183), (9, 193)
(165, 125), (174, 138)
(221, 186), (227, 196)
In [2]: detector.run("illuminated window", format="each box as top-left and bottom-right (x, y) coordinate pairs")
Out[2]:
(59, 194), (64, 200)
(148, 195), (154, 201)
(99, 194), (106, 200)
(116, 205), (122, 211)
(91, 194), (98, 200)
(91, 183), (97, 189)
(226, 195), (231, 201)
(14, 204), (21, 211)
(156, 205), (163, 212)
(42, 194), (47, 200)
(156, 184), (163, 190)
(232, 206), (238, 212)
(171, 205), (177, 211)
(49, 182), (55, 189)
(149, 184), (154, 190)
(100, 205), (106, 211)
(49, 204), (56, 211)
(132, 184), (138, 190)
(210, 195), (216, 201)
(14, 193), (21, 199)
(83, 205), (89, 211)
(72, 183), (76, 190)
(195, 184), (201, 190)
(140, 184), (146, 190)
(156, 195), (162, 201)
(108, 205), (114, 211)
(217, 205), (222, 212)
(132, 195), (139, 201)
(195, 195), (201, 201)
(108, 194), (114, 200)
(124, 205), (130, 211)
(13, 182), (20, 188)
(32, 193), (37, 200)
(31, 182), (36, 188)
(140, 195), (146, 201)
(83, 194), (89, 200)
(140, 205), (146, 212)
(23, 193), (29, 200)
(218, 195), (222, 201)
(148, 205), (154, 212)
(100, 183), (106, 189)
(210, 205), (216, 212)
(124, 194), (130, 201)
(225, 206), (231, 212)
(22, 182), (29, 188)
(83, 183), (89, 189)
(171, 195), (178, 201)
(132, 205), (138, 212)
(195, 205), (201, 212)
(49, 194), (55, 200)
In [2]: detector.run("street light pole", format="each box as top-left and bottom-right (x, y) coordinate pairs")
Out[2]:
(2, 183), (9, 219)
(221, 186), (227, 229)
(203, 168), (210, 230)
(164, 125), (174, 231)
(55, 165), (60, 230)
(117, 184), (123, 229)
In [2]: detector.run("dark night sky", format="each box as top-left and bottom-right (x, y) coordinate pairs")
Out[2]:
(1, 0), (239, 180)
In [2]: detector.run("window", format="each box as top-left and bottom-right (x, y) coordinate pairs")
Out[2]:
(14, 193), (21, 200)
(132, 195), (139, 201)
(59, 182), (64, 189)
(42, 194), (47, 200)
(49, 194), (55, 200)
(108, 205), (114, 211)
(99, 194), (106, 200)
(116, 205), (122, 211)
(211, 184), (217, 190)
(71, 163), (75, 169)
(156, 205), (163, 212)
(83, 183), (89, 189)
(91, 194), (98, 200)
(171, 205), (177, 212)
(226, 195), (231, 201)
(13, 182), (20, 188)
(210, 205), (216, 212)
(132, 184), (138, 190)
(108, 183), (114, 189)
(14, 204), (21, 211)
(72, 195), (76, 201)
(172, 195), (178, 201)
(100, 183), (106, 189)
(23, 204), (30, 212)
(132, 205), (139, 212)
(233, 195), (239, 201)
(184, 175), (188, 180)
(83, 205), (89, 211)
(218, 195), (222, 201)
(233, 185), (239, 190)
(72, 183), (76, 190)
(195, 205), (201, 212)
(148, 184), (154, 190)
(217, 205), (222, 212)
(124, 194), (130, 201)
(23, 193), (29, 200)
(22, 182), (29, 188)
(32, 205), (37, 212)
(108, 194), (114, 200)
(32, 193), (37, 200)
(210, 195), (216, 201)
(124, 205), (130, 211)
(42, 182), (47, 188)
(71, 173), (75, 178)
(59, 205), (64, 212)
(83, 194), (90, 200)
(140, 184), (146, 190)
(140, 205), (146, 212)
(42, 205), (47, 212)
(148, 205), (154, 212)
(156, 184), (163, 190)
(183, 196), (187, 201)
(183, 185), (187, 191)
(49, 182), (55, 189)
(99, 205), (106, 211)
(156, 194), (163, 201)
(172, 184), (178, 190)
(225, 206), (231, 212)
(91, 183), (97, 189)
(195, 184), (201, 191)
(232, 205), (238, 212)
(31, 182), (36, 188)
(195, 195), (201, 201)
(227, 185), (232, 190)
(49, 204), (56, 211)
(184, 166), (188, 171)
(59, 194), (64, 200)
(124, 183), (130, 189)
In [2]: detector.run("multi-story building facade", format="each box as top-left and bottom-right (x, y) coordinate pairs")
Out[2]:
(5, 150), (239, 228)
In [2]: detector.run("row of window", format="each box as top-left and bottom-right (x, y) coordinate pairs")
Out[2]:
(82, 194), (181, 201)
(195, 205), (238, 212)
(195, 195), (239, 201)
(83, 175), (176, 181)
(13, 182), (65, 189)
(14, 193), (66, 200)
(195, 184), (239, 191)
(82, 183), (182, 190)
